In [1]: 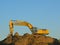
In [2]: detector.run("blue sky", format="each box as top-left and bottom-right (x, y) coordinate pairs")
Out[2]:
(0, 0), (60, 40)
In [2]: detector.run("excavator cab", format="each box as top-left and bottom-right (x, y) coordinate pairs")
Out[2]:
(31, 27), (49, 35)
(30, 27), (37, 33)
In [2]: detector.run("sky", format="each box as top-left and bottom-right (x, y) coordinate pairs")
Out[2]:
(0, 0), (60, 40)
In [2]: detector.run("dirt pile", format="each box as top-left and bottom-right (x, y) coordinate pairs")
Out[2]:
(0, 32), (60, 45)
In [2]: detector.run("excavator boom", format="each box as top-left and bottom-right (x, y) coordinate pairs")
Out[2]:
(9, 20), (33, 35)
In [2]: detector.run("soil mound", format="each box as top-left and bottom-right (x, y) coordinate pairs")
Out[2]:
(0, 32), (60, 45)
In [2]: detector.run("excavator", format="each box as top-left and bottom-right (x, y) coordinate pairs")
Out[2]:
(9, 20), (49, 35)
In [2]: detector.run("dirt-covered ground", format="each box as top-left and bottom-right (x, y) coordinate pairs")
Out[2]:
(0, 32), (60, 45)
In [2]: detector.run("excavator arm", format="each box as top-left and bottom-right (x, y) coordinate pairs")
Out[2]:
(9, 20), (33, 35)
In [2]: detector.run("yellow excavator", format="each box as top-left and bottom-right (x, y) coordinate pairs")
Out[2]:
(9, 20), (49, 35)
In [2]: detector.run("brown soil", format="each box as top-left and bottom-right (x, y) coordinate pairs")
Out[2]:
(0, 32), (60, 45)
